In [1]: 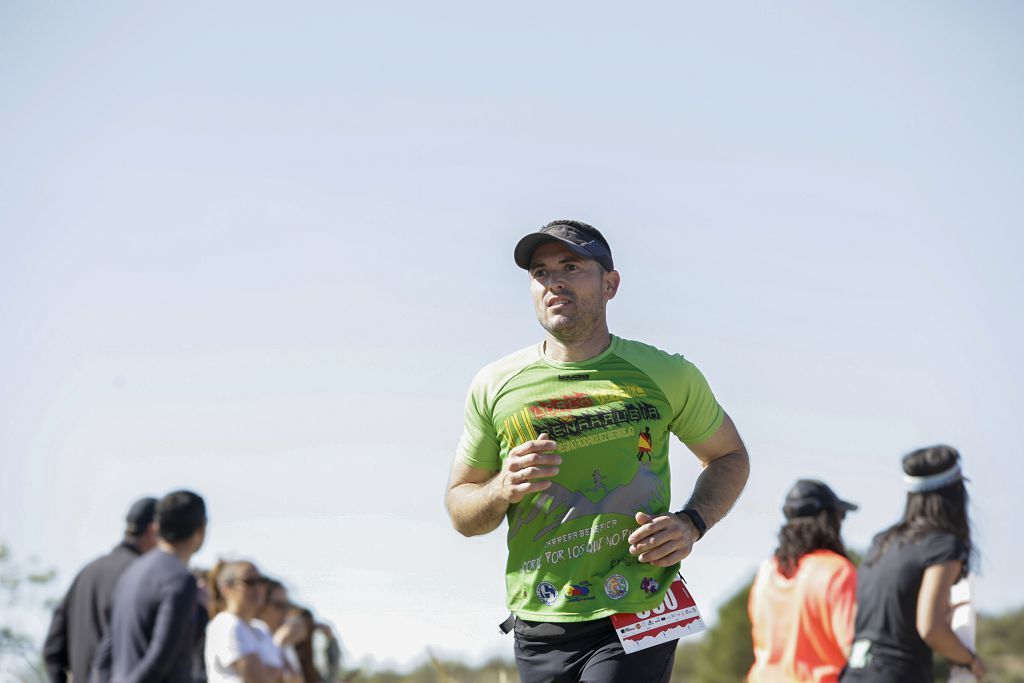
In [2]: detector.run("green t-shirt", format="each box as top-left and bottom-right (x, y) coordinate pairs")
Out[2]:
(458, 335), (724, 622)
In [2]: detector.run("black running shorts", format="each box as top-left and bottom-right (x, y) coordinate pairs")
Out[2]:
(513, 617), (676, 683)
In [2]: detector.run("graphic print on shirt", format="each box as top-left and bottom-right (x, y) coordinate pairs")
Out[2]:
(458, 337), (725, 620)
(528, 393), (663, 453)
(502, 388), (667, 542)
(509, 460), (668, 540)
(636, 426), (653, 461)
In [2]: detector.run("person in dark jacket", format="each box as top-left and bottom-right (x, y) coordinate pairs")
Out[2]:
(43, 496), (159, 683)
(92, 489), (208, 683)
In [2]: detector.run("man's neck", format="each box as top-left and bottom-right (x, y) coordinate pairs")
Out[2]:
(542, 328), (613, 363)
(155, 539), (193, 566)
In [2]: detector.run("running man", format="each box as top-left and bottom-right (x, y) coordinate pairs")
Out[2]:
(445, 220), (750, 682)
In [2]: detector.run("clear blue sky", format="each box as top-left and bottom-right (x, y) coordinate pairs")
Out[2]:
(2, 1), (1022, 671)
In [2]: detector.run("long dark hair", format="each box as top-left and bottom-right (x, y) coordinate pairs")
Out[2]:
(866, 445), (973, 575)
(262, 578), (285, 607)
(774, 507), (848, 578)
(289, 606), (320, 683)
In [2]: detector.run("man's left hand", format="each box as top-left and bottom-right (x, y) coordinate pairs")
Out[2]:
(627, 511), (698, 567)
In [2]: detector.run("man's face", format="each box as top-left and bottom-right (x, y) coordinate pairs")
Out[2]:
(528, 241), (619, 343)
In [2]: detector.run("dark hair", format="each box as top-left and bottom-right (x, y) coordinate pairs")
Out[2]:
(866, 445), (973, 575)
(288, 605), (319, 683)
(774, 508), (848, 578)
(263, 578), (285, 606)
(156, 490), (206, 543)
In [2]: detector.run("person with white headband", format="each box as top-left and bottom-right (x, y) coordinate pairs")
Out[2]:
(840, 445), (986, 682)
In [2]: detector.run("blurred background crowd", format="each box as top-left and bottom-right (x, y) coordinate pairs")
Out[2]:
(40, 492), (351, 683)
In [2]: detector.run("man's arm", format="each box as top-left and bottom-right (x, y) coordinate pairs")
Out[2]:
(42, 592), (71, 683)
(90, 633), (113, 683)
(445, 433), (561, 537)
(628, 413), (749, 566)
(678, 413), (750, 528)
(123, 579), (197, 683)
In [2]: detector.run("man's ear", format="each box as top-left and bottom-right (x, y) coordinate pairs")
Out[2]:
(603, 270), (621, 300)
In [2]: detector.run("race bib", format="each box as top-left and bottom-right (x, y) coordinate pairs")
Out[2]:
(847, 639), (872, 669)
(609, 576), (705, 654)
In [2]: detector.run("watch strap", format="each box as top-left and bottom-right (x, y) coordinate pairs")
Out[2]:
(676, 508), (707, 541)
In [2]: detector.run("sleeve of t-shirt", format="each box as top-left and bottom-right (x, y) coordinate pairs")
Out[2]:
(919, 533), (968, 569)
(252, 620), (285, 668)
(826, 560), (858, 654)
(210, 614), (262, 669)
(666, 358), (725, 444)
(456, 374), (502, 470)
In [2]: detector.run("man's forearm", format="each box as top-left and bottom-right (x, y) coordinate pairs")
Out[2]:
(42, 601), (69, 682)
(446, 479), (509, 537)
(682, 449), (749, 530)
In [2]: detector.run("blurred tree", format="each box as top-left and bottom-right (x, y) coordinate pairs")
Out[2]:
(672, 638), (702, 678)
(0, 541), (57, 682)
(692, 579), (755, 683)
(975, 606), (1024, 683)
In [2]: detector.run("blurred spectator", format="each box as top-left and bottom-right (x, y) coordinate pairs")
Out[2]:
(192, 569), (212, 683)
(288, 608), (319, 683)
(747, 480), (858, 682)
(311, 624), (341, 682)
(254, 579), (306, 683)
(841, 446), (986, 682)
(92, 490), (208, 682)
(313, 622), (358, 683)
(43, 496), (158, 683)
(206, 560), (289, 683)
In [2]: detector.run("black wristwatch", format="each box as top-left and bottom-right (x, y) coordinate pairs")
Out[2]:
(675, 508), (707, 541)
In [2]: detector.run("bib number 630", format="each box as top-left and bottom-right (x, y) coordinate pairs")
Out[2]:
(635, 588), (678, 619)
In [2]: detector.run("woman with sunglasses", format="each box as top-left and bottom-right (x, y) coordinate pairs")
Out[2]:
(205, 560), (286, 683)
(255, 579), (307, 683)
(840, 446), (986, 682)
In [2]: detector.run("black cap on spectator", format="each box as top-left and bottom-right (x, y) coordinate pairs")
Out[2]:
(125, 497), (158, 535)
(783, 480), (858, 519)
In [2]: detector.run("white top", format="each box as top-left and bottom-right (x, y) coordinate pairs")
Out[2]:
(252, 619), (287, 668)
(282, 644), (301, 674)
(205, 612), (283, 683)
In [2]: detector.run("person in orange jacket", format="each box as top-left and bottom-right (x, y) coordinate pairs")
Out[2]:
(748, 480), (858, 683)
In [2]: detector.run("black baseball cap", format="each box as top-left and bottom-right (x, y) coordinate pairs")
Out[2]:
(125, 496), (158, 534)
(514, 221), (614, 272)
(783, 480), (858, 519)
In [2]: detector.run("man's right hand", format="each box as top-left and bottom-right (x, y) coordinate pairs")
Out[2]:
(490, 433), (561, 503)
